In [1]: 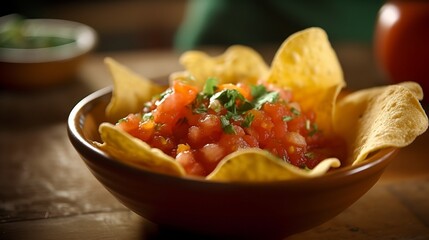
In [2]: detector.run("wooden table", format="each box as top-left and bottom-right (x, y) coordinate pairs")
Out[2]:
(1, 45), (428, 240)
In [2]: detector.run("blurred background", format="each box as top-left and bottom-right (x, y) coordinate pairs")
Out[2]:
(1, 0), (384, 53)
(1, 0), (187, 51)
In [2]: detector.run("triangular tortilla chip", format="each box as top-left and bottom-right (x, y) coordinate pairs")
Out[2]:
(334, 82), (428, 165)
(207, 149), (340, 182)
(266, 27), (345, 134)
(98, 123), (185, 176)
(179, 45), (269, 88)
(104, 57), (165, 122)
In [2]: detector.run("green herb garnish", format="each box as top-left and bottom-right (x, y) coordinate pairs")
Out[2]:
(203, 77), (218, 96)
(253, 91), (279, 109)
(242, 113), (255, 128)
(309, 123), (319, 136)
(291, 107), (301, 116)
(211, 89), (244, 114)
(157, 88), (173, 102)
(250, 84), (280, 109)
(142, 112), (154, 122)
(251, 84), (268, 99)
(220, 115), (235, 134)
(282, 116), (293, 122)
(203, 81), (286, 134)
(193, 105), (208, 114)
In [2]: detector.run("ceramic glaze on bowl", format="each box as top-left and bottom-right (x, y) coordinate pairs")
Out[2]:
(67, 87), (397, 239)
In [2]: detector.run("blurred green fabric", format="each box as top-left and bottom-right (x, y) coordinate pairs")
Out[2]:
(174, 0), (384, 52)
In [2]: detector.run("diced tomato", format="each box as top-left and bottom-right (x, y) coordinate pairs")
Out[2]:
(262, 102), (288, 123)
(198, 143), (225, 171)
(243, 135), (259, 147)
(283, 132), (307, 148)
(136, 120), (155, 142)
(173, 80), (199, 101)
(187, 126), (203, 148)
(232, 125), (245, 136)
(153, 80), (199, 134)
(245, 109), (274, 146)
(265, 140), (289, 161)
(118, 80), (346, 176)
(287, 115), (306, 133)
(271, 122), (287, 139)
(150, 135), (175, 155)
(117, 114), (154, 141)
(286, 146), (306, 167)
(236, 82), (252, 100)
(198, 114), (223, 139)
(173, 120), (190, 143)
(219, 133), (250, 153)
(117, 113), (140, 133)
(176, 150), (206, 176)
(154, 94), (189, 132)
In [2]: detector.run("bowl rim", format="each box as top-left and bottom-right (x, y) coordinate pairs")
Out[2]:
(68, 87), (398, 187)
(0, 15), (97, 63)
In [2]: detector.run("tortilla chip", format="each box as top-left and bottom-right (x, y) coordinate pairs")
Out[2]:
(179, 45), (269, 88)
(266, 27), (345, 134)
(334, 83), (428, 165)
(207, 149), (340, 182)
(98, 123), (185, 176)
(104, 57), (165, 122)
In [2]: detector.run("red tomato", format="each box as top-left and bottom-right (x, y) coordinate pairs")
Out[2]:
(198, 143), (225, 172)
(187, 126), (204, 148)
(176, 151), (206, 176)
(219, 133), (249, 153)
(197, 114), (223, 140)
(262, 102), (288, 124)
(150, 135), (175, 155)
(374, 1), (429, 103)
(245, 109), (274, 146)
(117, 113), (140, 133)
(117, 114), (154, 141)
(154, 81), (199, 133)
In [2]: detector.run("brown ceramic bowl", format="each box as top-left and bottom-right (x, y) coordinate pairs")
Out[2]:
(68, 87), (398, 239)
(0, 16), (97, 89)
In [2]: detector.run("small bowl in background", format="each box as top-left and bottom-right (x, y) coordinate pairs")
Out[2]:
(68, 87), (398, 239)
(0, 15), (97, 89)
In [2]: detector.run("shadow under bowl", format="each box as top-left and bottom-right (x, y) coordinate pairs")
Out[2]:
(0, 17), (97, 89)
(67, 87), (397, 239)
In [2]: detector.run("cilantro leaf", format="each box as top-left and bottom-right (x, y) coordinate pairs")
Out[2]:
(291, 107), (301, 116)
(237, 100), (254, 113)
(158, 88), (173, 101)
(242, 113), (255, 128)
(142, 112), (154, 122)
(253, 91), (279, 109)
(193, 105), (207, 114)
(282, 115), (293, 122)
(309, 123), (319, 136)
(220, 115), (235, 134)
(203, 77), (218, 96)
(211, 89), (244, 114)
(251, 84), (268, 99)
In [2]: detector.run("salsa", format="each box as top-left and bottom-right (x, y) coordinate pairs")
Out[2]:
(117, 78), (345, 176)
(0, 17), (75, 49)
